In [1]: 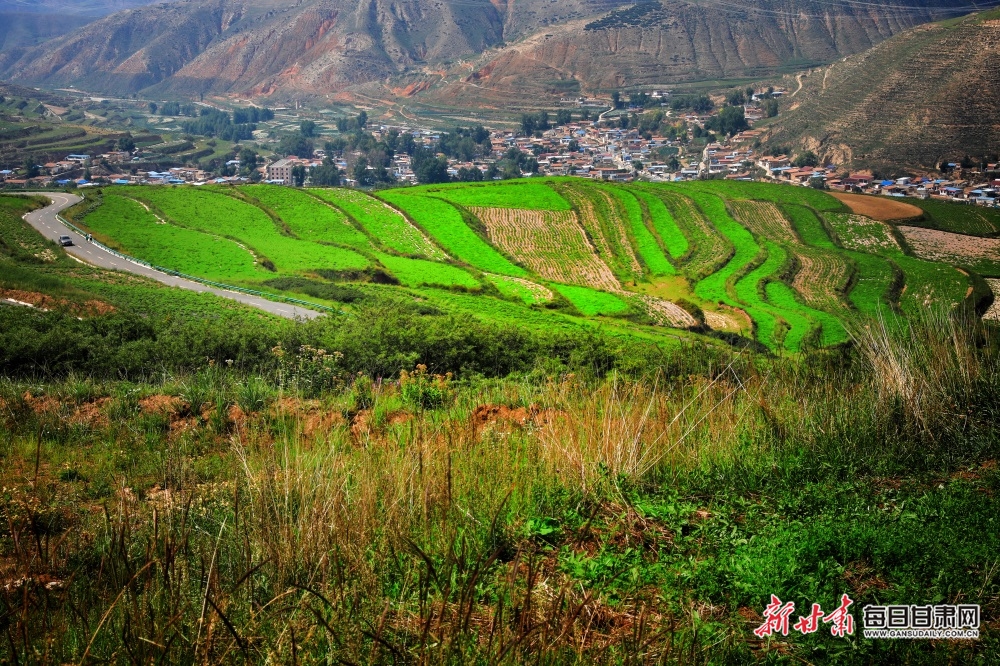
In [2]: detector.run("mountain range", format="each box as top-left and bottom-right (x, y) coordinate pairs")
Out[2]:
(0, 0), (995, 104)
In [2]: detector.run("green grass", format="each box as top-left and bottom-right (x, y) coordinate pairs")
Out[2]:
(415, 180), (571, 211)
(240, 185), (373, 250)
(683, 180), (846, 213)
(844, 251), (899, 319)
(630, 188), (689, 260)
(308, 188), (446, 259)
(552, 284), (631, 316)
(907, 198), (1000, 236)
(895, 256), (971, 315)
(378, 190), (527, 277)
(81, 193), (266, 282)
(600, 186), (675, 276)
(122, 187), (370, 276)
(374, 252), (481, 289)
(485, 275), (552, 305)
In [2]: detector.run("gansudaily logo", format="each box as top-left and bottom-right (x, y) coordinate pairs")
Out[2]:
(753, 595), (980, 640)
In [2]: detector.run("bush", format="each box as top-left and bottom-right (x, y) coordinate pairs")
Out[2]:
(400, 364), (452, 410)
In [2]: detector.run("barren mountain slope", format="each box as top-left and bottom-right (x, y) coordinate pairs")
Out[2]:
(0, 1), (172, 54)
(1, 0), (996, 101)
(427, 0), (983, 103)
(768, 8), (1000, 171)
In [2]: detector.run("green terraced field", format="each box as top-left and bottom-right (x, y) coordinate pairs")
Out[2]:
(907, 198), (1000, 237)
(74, 180), (989, 354)
(552, 284), (631, 317)
(378, 190), (527, 277)
(125, 187), (370, 275)
(629, 188), (689, 260)
(373, 253), (481, 289)
(423, 180), (571, 210)
(601, 186), (675, 276)
(81, 193), (266, 282)
(240, 185), (373, 250)
(308, 188), (446, 259)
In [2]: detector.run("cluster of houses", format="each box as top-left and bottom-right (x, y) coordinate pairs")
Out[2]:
(263, 120), (702, 185)
(753, 154), (1000, 206)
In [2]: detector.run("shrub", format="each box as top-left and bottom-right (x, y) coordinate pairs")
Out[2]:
(400, 364), (452, 410)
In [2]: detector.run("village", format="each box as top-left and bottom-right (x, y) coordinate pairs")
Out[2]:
(2, 90), (998, 207)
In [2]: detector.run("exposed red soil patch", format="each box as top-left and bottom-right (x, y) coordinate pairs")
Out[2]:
(349, 409), (412, 439)
(69, 397), (111, 428)
(830, 192), (923, 221)
(22, 391), (60, 415)
(0, 289), (114, 317)
(471, 404), (568, 431)
(139, 395), (185, 415)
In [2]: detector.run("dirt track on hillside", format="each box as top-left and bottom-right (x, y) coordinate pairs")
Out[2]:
(830, 192), (923, 221)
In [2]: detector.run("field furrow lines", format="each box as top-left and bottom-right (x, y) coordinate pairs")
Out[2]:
(309, 188), (447, 259)
(472, 206), (620, 292)
(655, 190), (732, 281)
(556, 183), (644, 282)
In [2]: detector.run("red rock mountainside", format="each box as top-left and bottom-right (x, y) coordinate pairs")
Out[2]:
(1, 0), (994, 102)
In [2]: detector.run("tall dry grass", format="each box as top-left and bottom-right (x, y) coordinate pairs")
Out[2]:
(2, 312), (998, 662)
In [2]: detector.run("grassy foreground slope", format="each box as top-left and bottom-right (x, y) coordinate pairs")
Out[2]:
(62, 179), (997, 353)
(4, 192), (1000, 664)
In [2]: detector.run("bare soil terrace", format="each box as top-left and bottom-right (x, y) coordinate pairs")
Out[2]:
(899, 226), (1000, 265)
(830, 192), (923, 221)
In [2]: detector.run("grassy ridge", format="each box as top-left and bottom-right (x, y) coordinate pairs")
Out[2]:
(79, 193), (267, 281)
(552, 284), (631, 316)
(629, 188), (689, 260)
(373, 252), (481, 288)
(125, 187), (370, 275)
(378, 190), (527, 277)
(484, 274), (551, 305)
(308, 188), (446, 259)
(601, 185), (676, 276)
(241, 185), (373, 250)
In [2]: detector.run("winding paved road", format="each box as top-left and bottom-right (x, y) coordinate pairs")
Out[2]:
(20, 192), (323, 320)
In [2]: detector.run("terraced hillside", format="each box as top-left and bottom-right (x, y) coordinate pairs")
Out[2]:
(71, 179), (994, 353)
(769, 7), (1000, 170)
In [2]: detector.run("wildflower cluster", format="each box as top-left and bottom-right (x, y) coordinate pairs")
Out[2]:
(399, 364), (453, 410)
(272, 345), (345, 396)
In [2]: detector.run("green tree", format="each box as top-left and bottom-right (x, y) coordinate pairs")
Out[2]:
(238, 148), (258, 176)
(291, 165), (307, 187)
(556, 109), (573, 125)
(116, 134), (135, 152)
(705, 106), (748, 137)
(793, 151), (819, 168)
(456, 166), (483, 182)
(310, 161), (341, 186)
(278, 134), (314, 158)
(300, 120), (318, 137)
